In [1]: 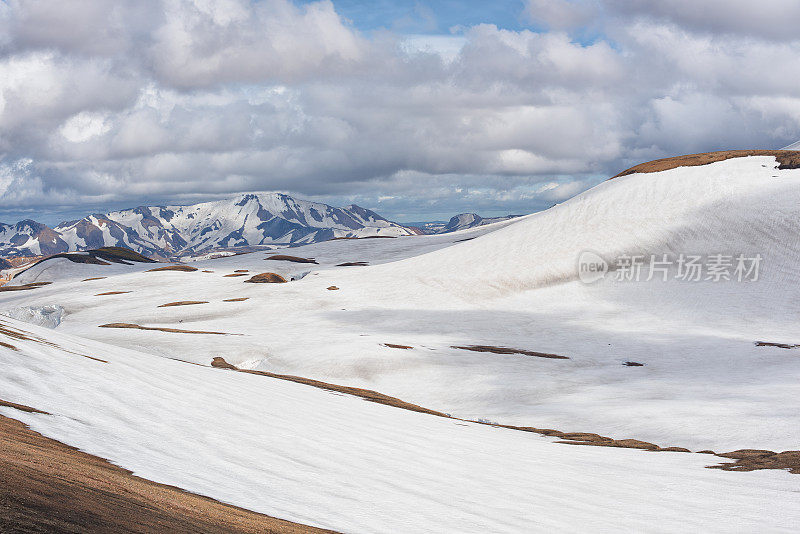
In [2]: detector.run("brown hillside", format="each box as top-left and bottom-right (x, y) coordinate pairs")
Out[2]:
(612, 150), (800, 179)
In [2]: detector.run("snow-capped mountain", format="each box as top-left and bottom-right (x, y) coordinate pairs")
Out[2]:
(0, 193), (419, 259)
(434, 213), (519, 234)
(0, 220), (69, 257)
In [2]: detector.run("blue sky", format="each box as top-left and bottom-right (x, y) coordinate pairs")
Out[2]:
(295, 0), (528, 34)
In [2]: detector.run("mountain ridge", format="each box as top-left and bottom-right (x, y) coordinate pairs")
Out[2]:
(0, 193), (419, 260)
(0, 192), (513, 260)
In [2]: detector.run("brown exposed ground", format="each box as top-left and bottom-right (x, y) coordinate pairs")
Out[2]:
(212, 357), (448, 417)
(0, 320), (107, 363)
(0, 402), (335, 533)
(329, 235), (396, 241)
(158, 301), (209, 308)
(327, 286), (339, 291)
(452, 345), (569, 360)
(223, 297), (250, 302)
(384, 343), (413, 349)
(95, 291), (132, 296)
(234, 269), (249, 272)
(224, 273), (249, 277)
(710, 450), (800, 474)
(265, 255), (318, 264)
(0, 399), (49, 414)
(146, 265), (198, 273)
(0, 281), (52, 292)
(202, 270), (214, 273)
(82, 277), (107, 282)
(755, 341), (800, 349)
(99, 323), (237, 335)
(336, 262), (368, 267)
(612, 150), (800, 179)
(211, 356), (238, 369)
(245, 273), (287, 284)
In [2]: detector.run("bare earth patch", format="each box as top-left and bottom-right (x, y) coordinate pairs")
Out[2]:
(0, 281), (52, 292)
(710, 450), (800, 474)
(224, 298), (250, 302)
(336, 262), (368, 267)
(452, 345), (569, 360)
(384, 343), (413, 349)
(146, 265), (199, 272)
(755, 341), (800, 349)
(95, 291), (132, 296)
(211, 356), (238, 369)
(212, 358), (447, 417)
(245, 273), (288, 284)
(234, 269), (249, 272)
(81, 277), (107, 282)
(0, 401), (334, 533)
(265, 255), (318, 264)
(0, 321), (106, 363)
(99, 323), (237, 335)
(612, 150), (800, 178)
(158, 301), (209, 307)
(327, 286), (339, 291)
(224, 273), (249, 277)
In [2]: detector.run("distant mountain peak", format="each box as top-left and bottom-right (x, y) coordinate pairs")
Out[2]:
(0, 192), (417, 260)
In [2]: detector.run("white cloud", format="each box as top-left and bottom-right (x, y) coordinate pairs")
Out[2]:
(0, 0), (798, 220)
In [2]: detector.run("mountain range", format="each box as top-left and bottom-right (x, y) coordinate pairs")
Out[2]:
(0, 193), (514, 260)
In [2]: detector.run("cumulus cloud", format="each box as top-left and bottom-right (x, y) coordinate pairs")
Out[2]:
(0, 0), (798, 223)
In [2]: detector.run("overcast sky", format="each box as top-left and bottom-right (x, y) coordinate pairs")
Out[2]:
(1, 0), (799, 225)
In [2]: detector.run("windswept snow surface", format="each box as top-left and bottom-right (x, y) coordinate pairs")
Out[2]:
(1, 317), (799, 533)
(2, 154), (800, 530)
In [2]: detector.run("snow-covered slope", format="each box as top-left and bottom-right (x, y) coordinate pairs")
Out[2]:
(1, 316), (798, 533)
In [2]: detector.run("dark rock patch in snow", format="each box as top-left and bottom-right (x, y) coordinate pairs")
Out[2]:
(146, 265), (198, 272)
(755, 341), (800, 349)
(451, 345), (569, 360)
(0, 281), (52, 292)
(99, 323), (236, 335)
(265, 255), (318, 264)
(245, 273), (288, 284)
